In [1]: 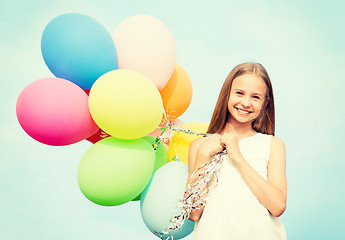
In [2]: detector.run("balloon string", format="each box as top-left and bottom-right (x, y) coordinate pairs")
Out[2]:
(151, 121), (210, 151)
(162, 107), (168, 123)
(161, 107), (181, 123)
(173, 136), (178, 162)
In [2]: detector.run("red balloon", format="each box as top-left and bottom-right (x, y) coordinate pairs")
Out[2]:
(86, 129), (110, 144)
(83, 89), (90, 95)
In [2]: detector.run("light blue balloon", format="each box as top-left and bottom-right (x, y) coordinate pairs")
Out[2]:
(140, 161), (195, 239)
(41, 13), (118, 89)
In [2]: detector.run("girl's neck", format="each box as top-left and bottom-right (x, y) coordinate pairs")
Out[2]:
(221, 121), (257, 136)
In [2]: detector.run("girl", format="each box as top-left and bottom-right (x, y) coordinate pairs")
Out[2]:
(187, 62), (287, 239)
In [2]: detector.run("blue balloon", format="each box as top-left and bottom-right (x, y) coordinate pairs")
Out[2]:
(41, 13), (118, 89)
(140, 161), (195, 239)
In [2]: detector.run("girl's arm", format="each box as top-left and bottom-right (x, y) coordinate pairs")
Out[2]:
(186, 137), (208, 222)
(232, 136), (287, 217)
(186, 135), (223, 222)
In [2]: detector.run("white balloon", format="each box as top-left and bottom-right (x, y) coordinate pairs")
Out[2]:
(140, 161), (195, 239)
(113, 15), (177, 90)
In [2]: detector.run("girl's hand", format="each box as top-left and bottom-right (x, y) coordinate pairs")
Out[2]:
(220, 126), (242, 161)
(199, 134), (224, 158)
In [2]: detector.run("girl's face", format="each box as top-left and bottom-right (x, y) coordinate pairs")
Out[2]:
(227, 74), (267, 125)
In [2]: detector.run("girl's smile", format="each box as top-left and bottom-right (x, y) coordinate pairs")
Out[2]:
(235, 107), (252, 116)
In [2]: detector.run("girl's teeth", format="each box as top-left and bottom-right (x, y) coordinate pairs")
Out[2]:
(238, 108), (249, 114)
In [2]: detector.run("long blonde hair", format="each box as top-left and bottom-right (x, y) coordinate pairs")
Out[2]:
(207, 62), (275, 135)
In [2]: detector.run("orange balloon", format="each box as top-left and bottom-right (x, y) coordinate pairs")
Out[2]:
(160, 64), (192, 120)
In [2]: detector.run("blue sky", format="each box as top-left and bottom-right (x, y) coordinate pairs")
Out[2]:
(1, 0), (345, 239)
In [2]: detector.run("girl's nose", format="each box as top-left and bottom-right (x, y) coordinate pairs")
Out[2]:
(241, 97), (251, 107)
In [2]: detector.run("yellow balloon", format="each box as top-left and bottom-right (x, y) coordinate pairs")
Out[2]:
(168, 122), (209, 165)
(89, 70), (163, 139)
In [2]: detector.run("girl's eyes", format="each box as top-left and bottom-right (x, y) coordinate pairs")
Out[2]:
(235, 91), (260, 100)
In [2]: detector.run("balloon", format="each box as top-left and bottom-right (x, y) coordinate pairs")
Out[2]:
(143, 135), (169, 172)
(83, 89), (90, 95)
(85, 128), (110, 144)
(140, 161), (195, 239)
(78, 137), (155, 206)
(160, 64), (193, 120)
(113, 15), (176, 90)
(168, 122), (209, 165)
(16, 78), (98, 146)
(89, 69), (163, 140)
(132, 135), (169, 201)
(41, 13), (118, 89)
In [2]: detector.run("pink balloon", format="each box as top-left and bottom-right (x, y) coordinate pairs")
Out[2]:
(16, 78), (98, 146)
(113, 15), (176, 90)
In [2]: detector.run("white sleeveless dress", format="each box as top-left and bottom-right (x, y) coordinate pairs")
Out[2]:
(193, 133), (287, 240)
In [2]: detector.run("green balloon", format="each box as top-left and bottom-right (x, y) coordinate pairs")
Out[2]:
(78, 137), (155, 206)
(143, 135), (169, 172)
(132, 135), (169, 201)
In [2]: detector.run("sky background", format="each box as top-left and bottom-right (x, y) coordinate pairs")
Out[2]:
(1, 0), (345, 239)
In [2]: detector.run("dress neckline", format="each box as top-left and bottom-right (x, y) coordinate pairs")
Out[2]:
(238, 132), (260, 142)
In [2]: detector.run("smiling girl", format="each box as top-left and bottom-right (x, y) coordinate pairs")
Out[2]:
(188, 62), (287, 239)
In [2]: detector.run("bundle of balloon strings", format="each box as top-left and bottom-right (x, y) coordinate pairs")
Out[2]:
(152, 123), (227, 240)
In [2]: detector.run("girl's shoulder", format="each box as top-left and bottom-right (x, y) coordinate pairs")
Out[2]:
(258, 133), (286, 151)
(257, 133), (285, 148)
(271, 136), (286, 150)
(190, 136), (208, 149)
